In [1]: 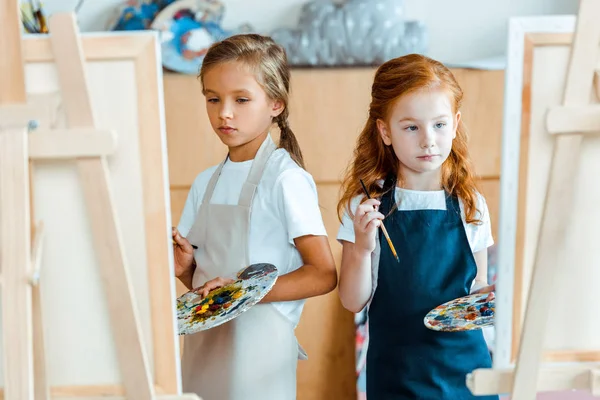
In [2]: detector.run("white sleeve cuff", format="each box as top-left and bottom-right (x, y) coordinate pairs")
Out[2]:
(470, 280), (487, 294)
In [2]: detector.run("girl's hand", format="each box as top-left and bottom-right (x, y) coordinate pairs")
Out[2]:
(353, 198), (385, 254)
(194, 277), (235, 299)
(172, 227), (195, 277)
(472, 284), (495, 301)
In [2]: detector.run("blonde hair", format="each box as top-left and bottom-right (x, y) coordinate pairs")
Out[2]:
(198, 33), (305, 169)
(338, 54), (481, 223)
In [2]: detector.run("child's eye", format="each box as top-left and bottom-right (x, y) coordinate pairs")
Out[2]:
(236, 98), (249, 103)
(207, 98), (219, 103)
(404, 125), (418, 132)
(435, 122), (446, 129)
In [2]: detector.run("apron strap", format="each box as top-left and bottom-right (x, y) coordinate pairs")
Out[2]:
(238, 135), (277, 208)
(200, 134), (277, 206)
(188, 158), (226, 248)
(380, 174), (397, 216)
(201, 159), (227, 205)
(444, 193), (462, 221)
(188, 134), (276, 247)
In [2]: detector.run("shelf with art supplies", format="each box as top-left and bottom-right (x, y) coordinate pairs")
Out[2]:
(107, 0), (428, 74)
(270, 0), (427, 68)
(19, 0), (49, 33)
(0, 3), (200, 399)
(108, 0), (253, 75)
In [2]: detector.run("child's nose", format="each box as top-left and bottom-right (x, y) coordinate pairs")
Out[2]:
(219, 104), (233, 119)
(420, 135), (435, 148)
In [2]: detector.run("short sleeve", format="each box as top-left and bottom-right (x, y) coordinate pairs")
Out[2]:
(336, 195), (363, 244)
(177, 188), (198, 237)
(471, 193), (494, 253)
(176, 168), (214, 237)
(274, 169), (327, 244)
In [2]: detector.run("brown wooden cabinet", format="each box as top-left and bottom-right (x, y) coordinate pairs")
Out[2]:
(164, 67), (504, 400)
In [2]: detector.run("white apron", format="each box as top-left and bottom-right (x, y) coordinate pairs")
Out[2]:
(181, 136), (299, 400)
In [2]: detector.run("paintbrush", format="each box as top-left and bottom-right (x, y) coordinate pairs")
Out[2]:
(360, 179), (400, 263)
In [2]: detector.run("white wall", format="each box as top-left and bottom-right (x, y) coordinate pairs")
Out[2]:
(402, 0), (578, 64)
(42, 0), (579, 64)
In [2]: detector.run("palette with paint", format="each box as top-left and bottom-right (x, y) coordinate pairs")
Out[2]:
(424, 293), (495, 332)
(177, 263), (278, 335)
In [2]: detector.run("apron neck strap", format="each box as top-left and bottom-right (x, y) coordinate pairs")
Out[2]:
(444, 192), (461, 220)
(201, 134), (277, 206)
(379, 174), (397, 216)
(202, 160), (226, 205)
(380, 176), (459, 218)
(238, 134), (277, 207)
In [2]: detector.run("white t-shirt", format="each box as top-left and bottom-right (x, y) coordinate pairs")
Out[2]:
(337, 185), (494, 299)
(178, 148), (327, 327)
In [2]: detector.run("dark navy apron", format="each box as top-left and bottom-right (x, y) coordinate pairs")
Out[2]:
(366, 176), (497, 399)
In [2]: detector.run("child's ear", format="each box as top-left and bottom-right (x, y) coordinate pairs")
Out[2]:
(271, 100), (285, 118)
(377, 119), (392, 146)
(453, 111), (461, 139)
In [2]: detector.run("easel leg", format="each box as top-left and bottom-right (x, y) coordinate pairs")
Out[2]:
(76, 158), (155, 398)
(32, 285), (49, 400)
(46, 13), (154, 398)
(511, 1), (600, 398)
(31, 222), (50, 400)
(0, 0), (27, 103)
(0, 129), (34, 400)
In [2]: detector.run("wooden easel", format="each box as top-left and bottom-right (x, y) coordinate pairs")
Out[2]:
(467, 0), (600, 397)
(0, 3), (199, 400)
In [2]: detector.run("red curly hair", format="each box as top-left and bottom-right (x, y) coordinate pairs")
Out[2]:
(337, 54), (481, 224)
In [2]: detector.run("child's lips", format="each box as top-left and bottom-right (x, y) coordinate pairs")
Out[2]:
(417, 154), (439, 161)
(219, 126), (236, 134)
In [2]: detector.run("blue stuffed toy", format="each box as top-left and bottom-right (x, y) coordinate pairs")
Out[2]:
(109, 0), (253, 74)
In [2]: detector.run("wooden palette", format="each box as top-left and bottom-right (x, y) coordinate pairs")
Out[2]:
(177, 263), (278, 335)
(424, 293), (495, 332)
